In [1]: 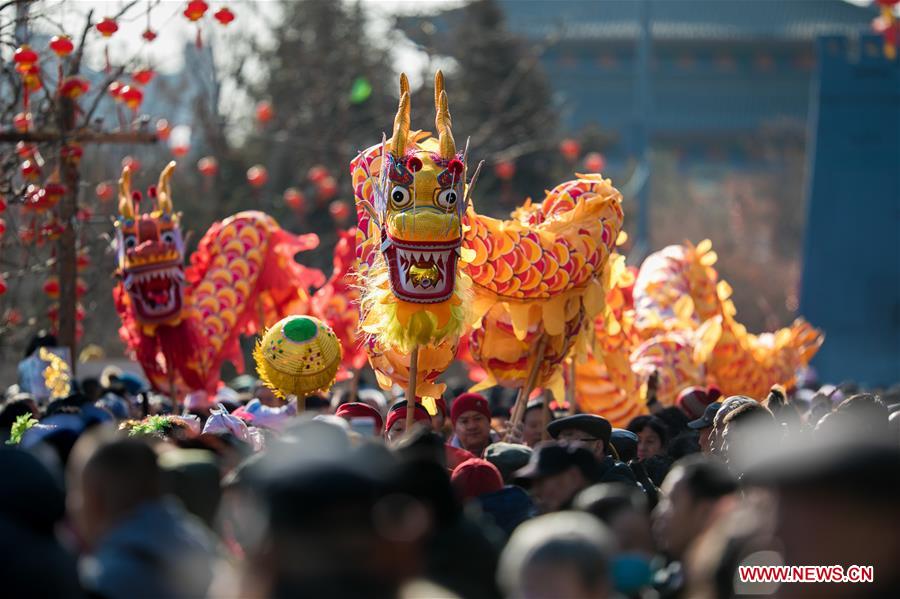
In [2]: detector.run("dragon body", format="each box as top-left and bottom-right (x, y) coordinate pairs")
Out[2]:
(113, 163), (324, 395)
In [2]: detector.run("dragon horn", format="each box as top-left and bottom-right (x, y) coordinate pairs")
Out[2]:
(434, 71), (456, 159)
(390, 74), (411, 157)
(157, 161), (176, 214)
(118, 165), (134, 220)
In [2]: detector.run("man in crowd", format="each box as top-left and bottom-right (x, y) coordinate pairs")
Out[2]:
(513, 442), (599, 513)
(547, 413), (637, 484)
(450, 393), (497, 457)
(687, 401), (721, 454)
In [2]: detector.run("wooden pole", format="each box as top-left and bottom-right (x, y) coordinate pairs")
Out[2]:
(567, 358), (578, 415)
(506, 334), (548, 439)
(349, 367), (361, 402)
(56, 96), (79, 374)
(406, 344), (420, 430)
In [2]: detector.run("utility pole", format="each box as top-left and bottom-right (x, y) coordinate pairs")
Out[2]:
(632, 0), (653, 261)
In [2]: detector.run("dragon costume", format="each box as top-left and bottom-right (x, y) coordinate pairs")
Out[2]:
(113, 162), (324, 395)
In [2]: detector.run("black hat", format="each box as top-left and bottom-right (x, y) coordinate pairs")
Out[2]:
(484, 442), (533, 482)
(513, 442), (597, 483)
(547, 414), (612, 448)
(688, 401), (722, 430)
(609, 428), (639, 462)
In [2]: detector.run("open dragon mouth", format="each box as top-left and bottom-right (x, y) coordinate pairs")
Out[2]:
(383, 237), (460, 303)
(124, 265), (185, 322)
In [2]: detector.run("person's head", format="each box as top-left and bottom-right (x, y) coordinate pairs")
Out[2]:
(653, 455), (738, 559)
(574, 483), (654, 555)
(24, 330), (57, 358)
(451, 458), (503, 501)
(609, 429), (639, 462)
(484, 442), (533, 483)
(384, 401), (431, 445)
(688, 401), (721, 454)
(627, 415), (669, 461)
(523, 400), (551, 447)
(67, 434), (162, 548)
(515, 443), (598, 513)
(450, 393), (492, 455)
(720, 401), (776, 470)
(335, 402), (384, 437)
(676, 386), (718, 421)
(832, 393), (890, 440)
(431, 397), (448, 434)
(547, 414), (612, 460)
(498, 511), (615, 599)
(710, 395), (755, 456)
(253, 383), (279, 407)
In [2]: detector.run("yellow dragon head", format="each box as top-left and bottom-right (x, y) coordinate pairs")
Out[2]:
(359, 72), (472, 352)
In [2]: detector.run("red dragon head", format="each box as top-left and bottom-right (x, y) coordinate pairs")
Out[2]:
(115, 162), (186, 327)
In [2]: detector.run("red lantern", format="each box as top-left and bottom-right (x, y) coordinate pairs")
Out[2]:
(560, 138), (581, 162)
(283, 187), (305, 211)
(76, 207), (93, 222)
(49, 35), (74, 57)
(108, 80), (124, 100)
(307, 165), (328, 183)
(45, 183), (67, 205)
(255, 100), (274, 124)
(184, 0), (209, 21)
(77, 252), (91, 270)
(198, 156), (218, 177)
(0, 276), (6, 296)
(21, 64), (42, 93)
(76, 278), (88, 297)
(494, 160), (515, 181)
(21, 159), (41, 181)
(41, 221), (65, 242)
(247, 165), (268, 188)
(61, 143), (83, 165)
(155, 119), (171, 140)
(329, 200), (350, 222)
(16, 142), (35, 159)
(119, 85), (144, 110)
(0, 196), (6, 213)
(13, 45), (38, 70)
(43, 277), (60, 298)
(171, 144), (190, 157)
(60, 76), (90, 99)
(132, 68), (155, 86)
(4, 308), (21, 325)
(122, 156), (141, 173)
(96, 17), (119, 37)
(96, 182), (114, 202)
(318, 176), (338, 200)
(214, 7), (235, 25)
(13, 112), (31, 132)
(142, 29), (158, 42)
(0, 218), (6, 236)
(584, 152), (606, 173)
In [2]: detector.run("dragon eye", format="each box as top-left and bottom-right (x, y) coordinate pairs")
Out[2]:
(436, 189), (458, 210)
(123, 235), (137, 249)
(390, 186), (412, 209)
(161, 231), (176, 244)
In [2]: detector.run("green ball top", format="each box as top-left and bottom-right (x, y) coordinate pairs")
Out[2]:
(283, 316), (318, 342)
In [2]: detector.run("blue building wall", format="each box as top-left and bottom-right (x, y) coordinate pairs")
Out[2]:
(800, 35), (900, 386)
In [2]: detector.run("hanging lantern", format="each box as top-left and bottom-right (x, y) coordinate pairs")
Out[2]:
(61, 143), (83, 165)
(255, 100), (274, 124)
(13, 112), (31, 132)
(96, 181), (114, 202)
(108, 80), (124, 100)
(43, 276), (60, 298)
(142, 28), (158, 42)
(4, 308), (21, 325)
(283, 188), (305, 211)
(122, 156), (141, 173)
(132, 68), (155, 86)
(77, 251), (91, 271)
(0, 196), (6, 213)
(214, 7), (235, 25)
(21, 65), (42, 92)
(16, 142), (35, 159)
(96, 17), (119, 37)
(559, 138), (581, 162)
(155, 119), (171, 140)
(247, 165), (268, 188)
(49, 35), (74, 57)
(317, 176), (338, 200)
(41, 221), (65, 242)
(76, 278), (88, 297)
(0, 218), (6, 236)
(23, 185), (48, 213)
(45, 183), (67, 205)
(329, 200), (350, 222)
(494, 160), (515, 181)
(169, 125), (191, 157)
(21, 159), (41, 181)
(197, 156), (218, 177)
(76, 207), (93, 222)
(184, 0), (209, 21)
(0, 276), (6, 296)
(119, 85), (144, 110)
(307, 165), (328, 183)
(584, 152), (606, 173)
(13, 45), (39, 71)
(60, 76), (90, 99)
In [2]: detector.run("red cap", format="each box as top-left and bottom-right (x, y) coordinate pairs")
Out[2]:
(451, 392), (491, 424)
(676, 386), (717, 420)
(335, 402), (384, 434)
(451, 458), (503, 500)
(384, 400), (431, 433)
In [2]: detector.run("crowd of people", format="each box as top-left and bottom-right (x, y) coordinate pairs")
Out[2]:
(2, 336), (899, 598)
